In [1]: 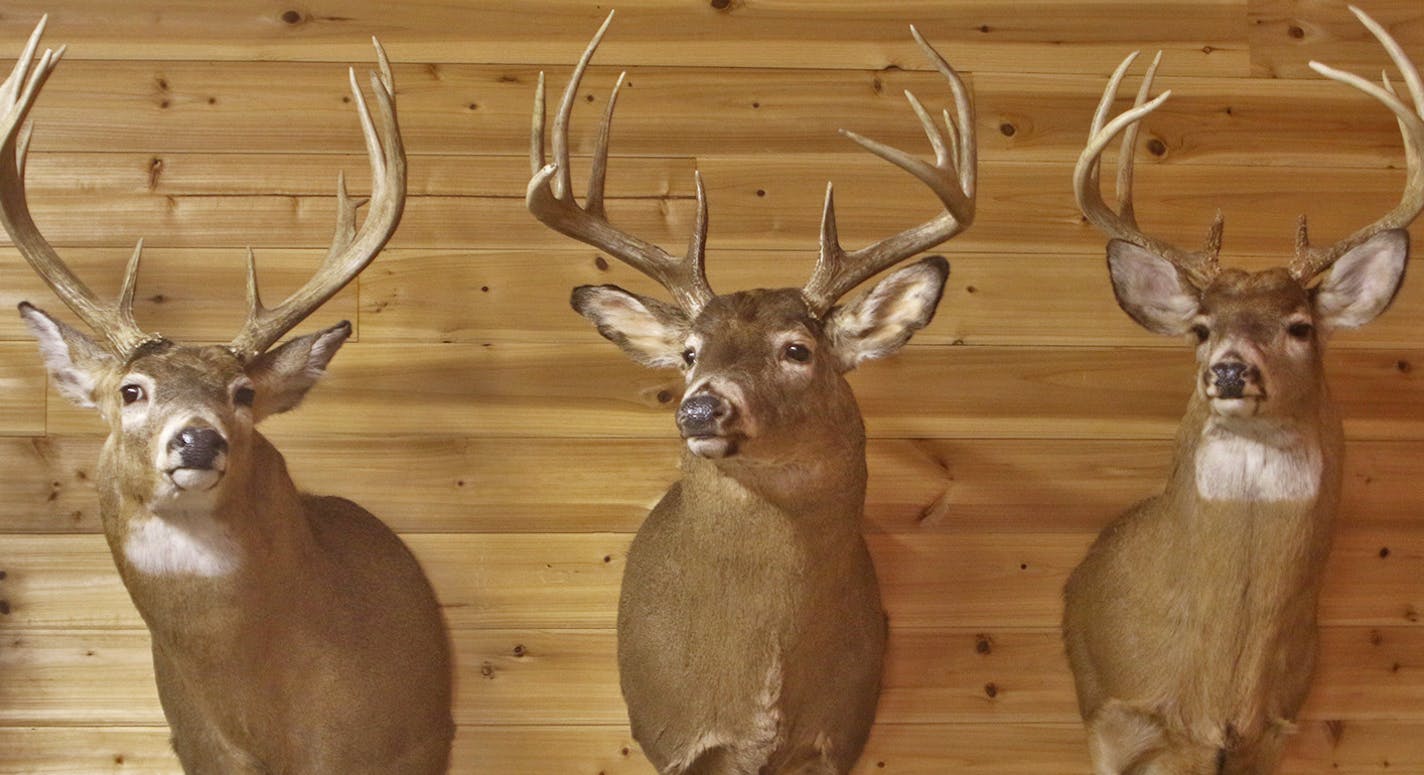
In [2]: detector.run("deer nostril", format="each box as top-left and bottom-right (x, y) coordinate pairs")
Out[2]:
(170, 427), (228, 464)
(676, 394), (729, 435)
(1210, 362), (1253, 398)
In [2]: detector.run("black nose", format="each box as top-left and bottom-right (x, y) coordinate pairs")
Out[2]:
(676, 393), (729, 437)
(170, 426), (228, 469)
(1211, 361), (1251, 398)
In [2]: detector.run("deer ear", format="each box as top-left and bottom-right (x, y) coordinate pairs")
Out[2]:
(19, 302), (116, 409)
(1106, 239), (1201, 335)
(826, 256), (948, 370)
(571, 284), (689, 368)
(245, 320), (351, 421)
(1314, 229), (1409, 330)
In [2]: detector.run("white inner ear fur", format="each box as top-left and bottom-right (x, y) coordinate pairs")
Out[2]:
(1314, 229), (1409, 330)
(1107, 240), (1200, 335)
(20, 306), (111, 408)
(829, 259), (946, 367)
(577, 287), (684, 368)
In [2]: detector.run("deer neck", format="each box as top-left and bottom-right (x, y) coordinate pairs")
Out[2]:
(1161, 388), (1344, 599)
(679, 416), (869, 531)
(97, 432), (316, 641)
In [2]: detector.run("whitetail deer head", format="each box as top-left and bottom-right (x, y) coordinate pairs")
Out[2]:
(528, 11), (974, 463)
(1076, 5), (1415, 425)
(11, 17), (404, 521)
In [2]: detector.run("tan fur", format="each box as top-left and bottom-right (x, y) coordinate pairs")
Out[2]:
(30, 325), (453, 774)
(1063, 268), (1350, 773)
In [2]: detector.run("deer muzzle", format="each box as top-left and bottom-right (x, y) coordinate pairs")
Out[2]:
(676, 392), (739, 458)
(165, 425), (229, 491)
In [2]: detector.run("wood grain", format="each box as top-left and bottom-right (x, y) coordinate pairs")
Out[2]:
(1, 529), (1418, 631)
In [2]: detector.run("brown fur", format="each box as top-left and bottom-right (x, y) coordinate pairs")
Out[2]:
(23, 310), (453, 774)
(1063, 233), (1408, 774)
(578, 263), (947, 775)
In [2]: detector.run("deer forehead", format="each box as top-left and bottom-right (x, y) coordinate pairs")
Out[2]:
(119, 344), (247, 402)
(1198, 269), (1312, 324)
(691, 289), (823, 343)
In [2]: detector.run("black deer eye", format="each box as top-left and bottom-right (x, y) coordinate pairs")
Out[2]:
(1287, 322), (1313, 340)
(234, 386), (256, 407)
(784, 343), (812, 363)
(681, 348), (696, 366)
(120, 384), (146, 405)
(1191, 324), (1210, 344)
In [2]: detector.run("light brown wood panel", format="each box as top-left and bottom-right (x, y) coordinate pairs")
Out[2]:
(354, 248), (1424, 349)
(2, 529), (1418, 631)
(8, 436), (1424, 535)
(0, 1), (1249, 74)
(976, 71), (1410, 168)
(0, 343), (45, 436)
(2, 158), (1419, 256)
(5, 721), (1424, 774)
(1, 248), (357, 343)
(1249, 0), (1424, 78)
(2, 626), (1420, 728)
(34, 343), (1424, 442)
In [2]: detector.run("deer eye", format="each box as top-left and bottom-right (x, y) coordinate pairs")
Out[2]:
(1287, 322), (1313, 340)
(234, 386), (256, 407)
(681, 348), (696, 366)
(1191, 324), (1210, 344)
(784, 343), (812, 363)
(120, 384), (146, 405)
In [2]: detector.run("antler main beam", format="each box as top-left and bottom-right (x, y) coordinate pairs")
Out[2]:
(1294, 5), (1424, 281)
(802, 25), (977, 316)
(1073, 50), (1223, 289)
(527, 11), (714, 316)
(0, 17), (158, 354)
(230, 39), (406, 359)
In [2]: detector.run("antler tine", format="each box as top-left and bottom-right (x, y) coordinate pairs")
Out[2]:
(230, 37), (406, 359)
(802, 26), (977, 316)
(1074, 51), (1223, 289)
(0, 18), (154, 354)
(526, 11), (714, 315)
(1294, 5), (1424, 282)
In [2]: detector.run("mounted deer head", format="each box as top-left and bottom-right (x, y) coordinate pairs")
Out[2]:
(528, 12), (974, 775)
(7, 19), (452, 772)
(528, 10), (973, 464)
(1062, 6), (1419, 772)
(12, 16), (404, 511)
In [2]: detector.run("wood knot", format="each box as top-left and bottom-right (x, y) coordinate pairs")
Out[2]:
(512, 644), (526, 657)
(710, 0), (731, 9)
(1146, 138), (1167, 157)
(281, 10), (304, 25)
(594, 255), (610, 271)
(975, 634), (992, 654)
(983, 681), (998, 698)
(999, 122), (1016, 137)
(1287, 25), (1305, 40)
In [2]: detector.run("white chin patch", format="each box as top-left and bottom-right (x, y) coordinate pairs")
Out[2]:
(169, 468), (223, 492)
(686, 436), (736, 459)
(1210, 397), (1261, 418)
(1195, 422), (1322, 503)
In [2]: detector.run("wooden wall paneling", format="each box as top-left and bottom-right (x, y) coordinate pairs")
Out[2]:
(10, 436), (1424, 535)
(2, 529), (1418, 631)
(0, 1), (1251, 74)
(5, 2), (1424, 772)
(3, 625), (1423, 727)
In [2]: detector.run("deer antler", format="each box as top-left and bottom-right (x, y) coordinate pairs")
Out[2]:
(801, 25), (977, 316)
(0, 17), (157, 354)
(1294, 5), (1424, 281)
(1074, 51), (1224, 289)
(527, 11), (714, 316)
(0, 19), (403, 359)
(230, 38), (405, 359)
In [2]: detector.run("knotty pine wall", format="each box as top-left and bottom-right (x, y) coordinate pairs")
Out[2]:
(1, 1), (1422, 772)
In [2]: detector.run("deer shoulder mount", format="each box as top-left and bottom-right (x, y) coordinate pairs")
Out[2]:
(1063, 6), (1417, 773)
(7, 19), (452, 773)
(527, 12), (975, 775)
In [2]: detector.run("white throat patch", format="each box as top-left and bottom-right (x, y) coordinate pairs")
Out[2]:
(124, 509), (239, 577)
(1194, 420), (1322, 503)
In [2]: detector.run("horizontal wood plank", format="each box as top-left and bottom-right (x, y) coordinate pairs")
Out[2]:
(1249, 0), (1424, 78)
(3, 720), (1423, 774)
(10, 436), (1424, 535)
(0, 2), (1250, 75)
(1, 626), (1419, 727)
(1, 530), (1418, 631)
(29, 344), (1424, 442)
